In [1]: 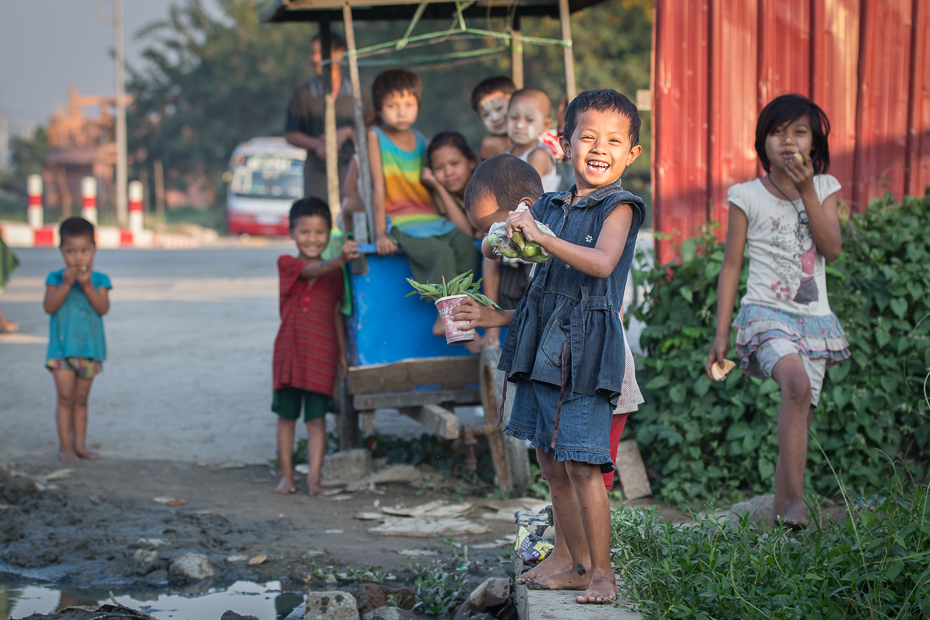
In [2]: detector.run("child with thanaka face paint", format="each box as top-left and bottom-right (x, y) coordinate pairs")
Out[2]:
(507, 88), (561, 192)
(470, 76), (517, 160)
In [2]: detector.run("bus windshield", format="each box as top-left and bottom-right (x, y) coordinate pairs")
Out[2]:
(230, 155), (303, 199)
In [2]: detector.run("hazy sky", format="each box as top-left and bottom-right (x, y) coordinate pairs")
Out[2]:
(0, 0), (207, 134)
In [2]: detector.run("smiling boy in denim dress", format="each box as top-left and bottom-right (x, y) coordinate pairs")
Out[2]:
(454, 90), (645, 604)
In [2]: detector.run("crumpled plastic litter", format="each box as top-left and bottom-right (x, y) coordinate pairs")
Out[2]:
(514, 525), (554, 565)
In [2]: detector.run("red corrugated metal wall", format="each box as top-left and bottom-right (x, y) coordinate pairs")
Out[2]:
(653, 0), (930, 265)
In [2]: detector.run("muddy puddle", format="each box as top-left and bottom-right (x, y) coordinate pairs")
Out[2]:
(1, 578), (305, 620)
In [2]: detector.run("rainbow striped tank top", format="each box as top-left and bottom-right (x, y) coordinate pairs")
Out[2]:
(374, 126), (456, 239)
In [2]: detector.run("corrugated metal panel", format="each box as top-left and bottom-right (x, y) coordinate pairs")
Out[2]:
(905, 0), (930, 197)
(811, 0), (859, 202)
(757, 0), (811, 105)
(708, 0), (759, 234)
(855, 0), (913, 206)
(654, 0), (928, 262)
(653, 0), (709, 265)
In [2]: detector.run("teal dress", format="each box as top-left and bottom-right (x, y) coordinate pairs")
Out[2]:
(46, 270), (111, 361)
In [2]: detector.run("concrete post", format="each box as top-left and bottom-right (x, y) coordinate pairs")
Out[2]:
(81, 177), (97, 225)
(27, 174), (43, 229)
(128, 180), (143, 234)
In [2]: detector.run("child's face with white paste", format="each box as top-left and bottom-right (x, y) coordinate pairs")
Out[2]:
(477, 92), (510, 136)
(507, 98), (549, 147)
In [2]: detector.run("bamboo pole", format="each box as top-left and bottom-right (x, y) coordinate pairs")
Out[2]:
(558, 0), (576, 100)
(511, 12), (524, 89)
(343, 2), (374, 244)
(320, 21), (341, 224)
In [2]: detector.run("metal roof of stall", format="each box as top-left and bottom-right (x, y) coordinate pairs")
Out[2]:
(260, 0), (607, 23)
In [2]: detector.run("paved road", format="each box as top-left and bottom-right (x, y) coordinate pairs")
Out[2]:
(0, 245), (439, 464)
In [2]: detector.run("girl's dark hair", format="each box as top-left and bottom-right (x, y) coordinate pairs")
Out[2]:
(755, 94), (831, 174)
(464, 154), (543, 216)
(371, 68), (422, 112)
(59, 217), (95, 245)
(426, 132), (477, 168)
(563, 89), (640, 146)
(289, 197), (331, 230)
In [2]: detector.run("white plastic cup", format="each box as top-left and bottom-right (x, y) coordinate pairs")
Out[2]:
(434, 294), (476, 344)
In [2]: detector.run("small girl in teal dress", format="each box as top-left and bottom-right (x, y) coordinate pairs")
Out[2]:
(43, 217), (111, 462)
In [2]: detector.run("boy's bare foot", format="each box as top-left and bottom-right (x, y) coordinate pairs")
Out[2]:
(526, 566), (590, 591)
(516, 554), (574, 584)
(74, 446), (100, 460)
(274, 478), (296, 494)
(307, 479), (324, 497)
(58, 449), (80, 463)
(576, 569), (617, 604)
(779, 504), (809, 530)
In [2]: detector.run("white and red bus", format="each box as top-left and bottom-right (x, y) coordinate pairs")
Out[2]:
(226, 137), (305, 236)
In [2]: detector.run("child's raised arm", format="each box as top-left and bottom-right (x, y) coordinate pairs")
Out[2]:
(786, 154), (842, 261)
(706, 204), (747, 378)
(300, 240), (360, 281)
(506, 204), (632, 279)
(367, 128), (397, 255)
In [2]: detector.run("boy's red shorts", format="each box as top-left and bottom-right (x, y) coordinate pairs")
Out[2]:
(603, 413), (627, 490)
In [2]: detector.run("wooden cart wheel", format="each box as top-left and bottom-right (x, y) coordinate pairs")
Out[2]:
(338, 377), (359, 451)
(480, 346), (531, 495)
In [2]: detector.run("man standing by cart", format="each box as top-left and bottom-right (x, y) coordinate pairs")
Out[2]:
(285, 33), (357, 201)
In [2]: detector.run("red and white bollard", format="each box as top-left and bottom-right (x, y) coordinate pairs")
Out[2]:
(128, 180), (144, 234)
(81, 177), (97, 224)
(27, 174), (43, 229)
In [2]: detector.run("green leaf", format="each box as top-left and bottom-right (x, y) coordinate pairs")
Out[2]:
(680, 287), (693, 303)
(644, 375), (670, 390)
(669, 384), (687, 404)
(889, 297), (908, 319)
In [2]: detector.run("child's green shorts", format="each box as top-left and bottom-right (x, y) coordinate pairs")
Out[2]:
(272, 387), (332, 423)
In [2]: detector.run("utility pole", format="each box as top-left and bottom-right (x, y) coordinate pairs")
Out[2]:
(114, 0), (128, 227)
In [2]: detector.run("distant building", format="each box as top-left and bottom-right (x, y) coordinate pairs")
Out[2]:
(42, 84), (122, 216)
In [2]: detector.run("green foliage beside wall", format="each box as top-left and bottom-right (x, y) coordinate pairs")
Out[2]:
(631, 192), (930, 505)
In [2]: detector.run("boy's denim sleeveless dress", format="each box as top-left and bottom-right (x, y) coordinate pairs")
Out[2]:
(499, 180), (646, 465)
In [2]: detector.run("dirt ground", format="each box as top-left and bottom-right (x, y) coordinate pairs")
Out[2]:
(0, 454), (531, 590)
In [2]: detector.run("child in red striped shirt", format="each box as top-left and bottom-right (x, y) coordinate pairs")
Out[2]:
(272, 198), (359, 496)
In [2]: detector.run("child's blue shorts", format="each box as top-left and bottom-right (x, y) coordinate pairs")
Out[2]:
(504, 379), (614, 471)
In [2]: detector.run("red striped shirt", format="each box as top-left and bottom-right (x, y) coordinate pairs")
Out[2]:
(272, 255), (344, 396)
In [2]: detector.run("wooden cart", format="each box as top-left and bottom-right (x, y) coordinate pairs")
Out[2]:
(260, 0), (606, 494)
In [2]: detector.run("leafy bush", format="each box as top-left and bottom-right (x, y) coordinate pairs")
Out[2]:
(611, 472), (930, 619)
(631, 193), (930, 504)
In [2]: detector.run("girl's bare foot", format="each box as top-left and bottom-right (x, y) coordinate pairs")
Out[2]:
(527, 566), (590, 591)
(516, 554), (574, 585)
(274, 477), (296, 494)
(307, 479), (324, 497)
(74, 446), (100, 460)
(576, 569), (617, 604)
(58, 449), (80, 463)
(780, 504), (809, 529)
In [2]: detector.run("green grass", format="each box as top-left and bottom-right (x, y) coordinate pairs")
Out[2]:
(611, 464), (930, 619)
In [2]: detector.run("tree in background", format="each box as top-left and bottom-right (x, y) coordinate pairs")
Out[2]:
(127, 0), (653, 213)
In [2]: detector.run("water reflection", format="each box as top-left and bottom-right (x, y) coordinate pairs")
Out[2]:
(1, 580), (305, 620)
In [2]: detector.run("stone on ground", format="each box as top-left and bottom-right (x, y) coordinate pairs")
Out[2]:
(728, 494), (775, 528)
(132, 549), (159, 575)
(454, 577), (510, 619)
(168, 552), (216, 582)
(304, 591), (359, 620)
(361, 607), (420, 620)
(354, 583), (416, 614)
(220, 612), (260, 620)
(321, 450), (373, 486)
